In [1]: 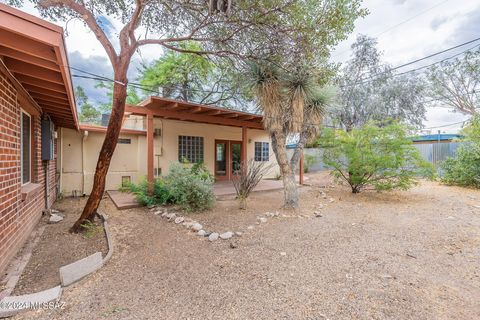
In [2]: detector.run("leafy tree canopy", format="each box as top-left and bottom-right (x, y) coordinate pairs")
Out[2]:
(426, 49), (480, 115)
(75, 86), (100, 124)
(333, 35), (426, 130)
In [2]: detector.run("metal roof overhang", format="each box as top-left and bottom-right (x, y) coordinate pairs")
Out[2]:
(126, 96), (265, 130)
(0, 4), (78, 130)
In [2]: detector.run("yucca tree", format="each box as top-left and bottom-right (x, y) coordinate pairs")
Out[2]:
(249, 63), (333, 208)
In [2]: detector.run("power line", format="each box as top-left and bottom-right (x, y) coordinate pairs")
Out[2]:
(333, 0), (450, 59)
(375, 0), (450, 37)
(341, 38), (480, 88)
(422, 120), (468, 130)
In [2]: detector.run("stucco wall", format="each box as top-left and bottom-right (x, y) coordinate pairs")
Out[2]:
(59, 118), (279, 195)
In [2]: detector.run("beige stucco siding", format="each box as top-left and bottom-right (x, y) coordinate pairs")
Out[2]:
(59, 118), (279, 195)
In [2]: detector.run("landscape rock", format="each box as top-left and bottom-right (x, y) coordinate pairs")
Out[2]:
(154, 210), (163, 215)
(314, 211), (322, 218)
(280, 252), (287, 256)
(174, 217), (185, 224)
(166, 213), (176, 221)
(183, 221), (194, 228)
(208, 233), (219, 241)
(191, 223), (203, 231)
(161, 210), (169, 217)
(247, 225), (255, 230)
(48, 214), (64, 224)
(220, 231), (234, 240)
(230, 241), (238, 249)
(197, 230), (207, 236)
(235, 231), (243, 237)
(258, 217), (267, 223)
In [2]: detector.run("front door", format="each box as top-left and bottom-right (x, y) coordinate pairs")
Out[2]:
(215, 140), (228, 180)
(214, 140), (243, 180)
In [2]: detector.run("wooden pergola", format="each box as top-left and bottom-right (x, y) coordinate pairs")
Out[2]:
(0, 3), (78, 129)
(125, 97), (264, 190)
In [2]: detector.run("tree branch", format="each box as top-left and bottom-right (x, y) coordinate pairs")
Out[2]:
(39, 0), (118, 64)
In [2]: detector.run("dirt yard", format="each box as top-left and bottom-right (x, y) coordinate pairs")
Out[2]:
(12, 198), (108, 295)
(13, 172), (480, 319)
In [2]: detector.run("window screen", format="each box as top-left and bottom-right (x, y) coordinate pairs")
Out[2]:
(118, 138), (131, 144)
(254, 142), (269, 162)
(21, 112), (31, 184)
(178, 135), (204, 163)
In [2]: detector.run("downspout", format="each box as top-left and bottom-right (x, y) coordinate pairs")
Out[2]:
(82, 130), (88, 196)
(44, 160), (49, 211)
(43, 115), (51, 212)
(59, 127), (63, 195)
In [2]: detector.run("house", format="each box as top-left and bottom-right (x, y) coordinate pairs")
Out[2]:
(0, 3), (282, 278)
(58, 96), (280, 195)
(0, 4), (77, 275)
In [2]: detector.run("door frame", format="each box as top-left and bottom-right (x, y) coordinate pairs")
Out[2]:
(214, 139), (243, 181)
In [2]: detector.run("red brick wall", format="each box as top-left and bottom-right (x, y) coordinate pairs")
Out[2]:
(0, 69), (57, 275)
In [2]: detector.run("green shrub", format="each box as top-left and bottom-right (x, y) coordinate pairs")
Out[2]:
(441, 116), (480, 188)
(322, 121), (435, 193)
(303, 154), (316, 173)
(165, 163), (215, 212)
(124, 162), (215, 212)
(124, 179), (173, 207)
(441, 145), (480, 188)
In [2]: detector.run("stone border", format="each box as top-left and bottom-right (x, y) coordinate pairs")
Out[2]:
(0, 212), (114, 318)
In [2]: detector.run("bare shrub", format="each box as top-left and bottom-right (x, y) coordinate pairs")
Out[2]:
(232, 159), (275, 209)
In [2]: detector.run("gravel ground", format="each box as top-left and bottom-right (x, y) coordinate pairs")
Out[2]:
(12, 198), (108, 295)
(14, 172), (480, 320)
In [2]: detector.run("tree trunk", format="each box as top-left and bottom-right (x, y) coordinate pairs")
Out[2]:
(71, 72), (129, 233)
(239, 196), (247, 210)
(270, 130), (299, 208)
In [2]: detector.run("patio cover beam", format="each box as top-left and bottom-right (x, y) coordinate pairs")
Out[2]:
(125, 105), (264, 130)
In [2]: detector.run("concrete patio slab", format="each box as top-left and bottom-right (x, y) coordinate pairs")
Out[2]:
(107, 190), (141, 210)
(213, 179), (285, 197)
(0, 286), (62, 318)
(59, 252), (103, 287)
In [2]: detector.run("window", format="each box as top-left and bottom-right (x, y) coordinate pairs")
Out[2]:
(118, 138), (131, 144)
(178, 135), (204, 163)
(21, 111), (31, 184)
(255, 142), (269, 162)
(121, 176), (131, 187)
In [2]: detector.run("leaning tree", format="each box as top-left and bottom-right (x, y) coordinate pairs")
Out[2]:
(11, 0), (365, 230)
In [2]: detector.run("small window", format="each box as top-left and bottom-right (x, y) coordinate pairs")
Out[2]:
(178, 135), (204, 163)
(121, 176), (131, 187)
(254, 142), (269, 162)
(118, 138), (131, 144)
(21, 111), (31, 184)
